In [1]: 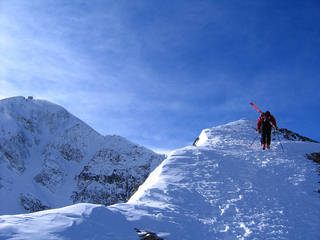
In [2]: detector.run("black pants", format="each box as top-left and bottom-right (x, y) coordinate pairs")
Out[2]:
(261, 127), (272, 145)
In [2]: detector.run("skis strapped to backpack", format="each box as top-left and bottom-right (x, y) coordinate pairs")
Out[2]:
(250, 102), (277, 130)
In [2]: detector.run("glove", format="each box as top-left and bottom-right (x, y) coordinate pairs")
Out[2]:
(258, 129), (261, 134)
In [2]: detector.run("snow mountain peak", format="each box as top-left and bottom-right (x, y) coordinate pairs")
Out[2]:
(0, 96), (164, 215)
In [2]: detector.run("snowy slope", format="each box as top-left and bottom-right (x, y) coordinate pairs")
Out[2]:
(0, 203), (137, 240)
(0, 96), (164, 215)
(1, 119), (320, 240)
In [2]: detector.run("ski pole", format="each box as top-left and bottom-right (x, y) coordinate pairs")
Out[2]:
(250, 134), (259, 147)
(276, 130), (285, 153)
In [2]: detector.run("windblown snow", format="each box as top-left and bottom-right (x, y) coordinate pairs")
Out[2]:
(1, 108), (320, 239)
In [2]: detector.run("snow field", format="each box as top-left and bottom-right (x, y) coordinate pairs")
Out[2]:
(1, 119), (320, 239)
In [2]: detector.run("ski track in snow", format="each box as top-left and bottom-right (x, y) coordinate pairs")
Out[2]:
(1, 119), (320, 239)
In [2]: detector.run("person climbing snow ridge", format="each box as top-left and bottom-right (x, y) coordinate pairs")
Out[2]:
(257, 111), (277, 150)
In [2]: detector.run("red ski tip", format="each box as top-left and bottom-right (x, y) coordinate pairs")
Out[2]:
(250, 102), (263, 114)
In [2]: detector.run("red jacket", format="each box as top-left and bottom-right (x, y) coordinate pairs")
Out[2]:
(257, 114), (277, 130)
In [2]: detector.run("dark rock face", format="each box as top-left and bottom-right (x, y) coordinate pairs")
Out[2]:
(71, 148), (153, 205)
(306, 153), (320, 163)
(0, 132), (30, 173)
(193, 137), (200, 146)
(33, 167), (64, 191)
(58, 143), (84, 162)
(277, 128), (319, 143)
(306, 152), (320, 193)
(135, 228), (164, 240)
(20, 193), (50, 213)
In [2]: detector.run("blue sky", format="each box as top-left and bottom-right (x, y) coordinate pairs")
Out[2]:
(1, 0), (320, 152)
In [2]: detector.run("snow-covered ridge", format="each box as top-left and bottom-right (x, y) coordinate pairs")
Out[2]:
(0, 96), (164, 215)
(1, 118), (320, 240)
(120, 119), (320, 239)
(194, 119), (318, 147)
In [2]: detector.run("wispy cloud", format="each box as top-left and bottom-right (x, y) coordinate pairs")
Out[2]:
(1, 0), (320, 147)
(0, 1), (189, 148)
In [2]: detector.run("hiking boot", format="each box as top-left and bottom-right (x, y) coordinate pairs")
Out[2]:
(262, 144), (266, 150)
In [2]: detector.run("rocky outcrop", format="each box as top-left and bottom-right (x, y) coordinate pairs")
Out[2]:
(20, 193), (50, 213)
(0, 132), (30, 173)
(135, 228), (164, 240)
(277, 128), (318, 143)
(306, 152), (320, 163)
(71, 148), (158, 205)
(306, 152), (320, 193)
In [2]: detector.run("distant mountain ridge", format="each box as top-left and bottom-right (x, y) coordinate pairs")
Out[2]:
(1, 119), (320, 240)
(0, 96), (164, 215)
